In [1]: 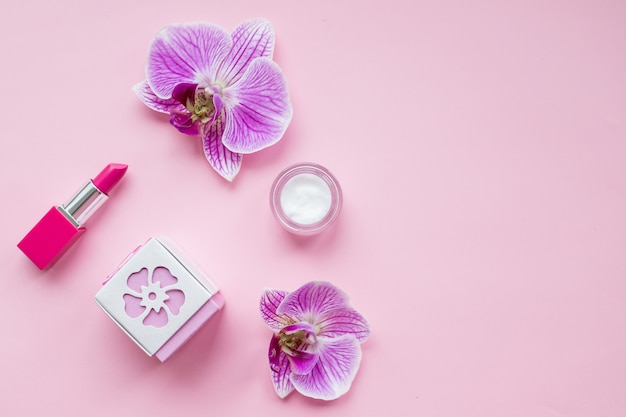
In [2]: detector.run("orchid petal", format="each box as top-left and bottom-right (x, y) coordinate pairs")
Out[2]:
(268, 335), (295, 398)
(201, 116), (242, 181)
(282, 321), (316, 336)
(260, 289), (291, 332)
(171, 82), (198, 106)
(218, 18), (275, 85)
(288, 349), (319, 376)
(147, 23), (231, 98)
(133, 81), (185, 114)
(318, 307), (371, 342)
(276, 281), (350, 323)
(169, 112), (200, 136)
(221, 57), (292, 154)
(291, 335), (362, 401)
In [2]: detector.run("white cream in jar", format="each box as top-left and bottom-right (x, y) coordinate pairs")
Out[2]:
(270, 163), (342, 235)
(280, 173), (332, 225)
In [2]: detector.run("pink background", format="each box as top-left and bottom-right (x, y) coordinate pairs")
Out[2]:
(1, 1), (625, 415)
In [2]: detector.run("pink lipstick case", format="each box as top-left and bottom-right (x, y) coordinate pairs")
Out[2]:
(18, 163), (128, 270)
(95, 237), (224, 362)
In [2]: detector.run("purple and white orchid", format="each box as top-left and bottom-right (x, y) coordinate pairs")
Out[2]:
(260, 281), (370, 400)
(134, 19), (293, 181)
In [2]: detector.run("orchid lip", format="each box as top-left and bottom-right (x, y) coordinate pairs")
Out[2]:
(279, 322), (318, 355)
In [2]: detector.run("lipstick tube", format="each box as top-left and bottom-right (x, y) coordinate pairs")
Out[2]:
(18, 163), (128, 270)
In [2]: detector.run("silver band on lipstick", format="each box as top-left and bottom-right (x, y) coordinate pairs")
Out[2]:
(58, 181), (108, 227)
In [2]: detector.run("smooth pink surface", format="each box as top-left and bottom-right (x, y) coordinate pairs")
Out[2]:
(17, 207), (84, 269)
(92, 163), (128, 195)
(1, 1), (625, 416)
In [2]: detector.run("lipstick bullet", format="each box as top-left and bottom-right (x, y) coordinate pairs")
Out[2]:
(18, 163), (128, 270)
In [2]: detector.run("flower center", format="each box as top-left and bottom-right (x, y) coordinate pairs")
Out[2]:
(188, 87), (215, 123)
(278, 323), (317, 356)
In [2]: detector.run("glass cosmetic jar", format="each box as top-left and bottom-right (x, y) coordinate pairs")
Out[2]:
(270, 163), (343, 236)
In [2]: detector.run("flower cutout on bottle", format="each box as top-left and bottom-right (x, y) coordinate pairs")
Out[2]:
(134, 18), (293, 181)
(123, 267), (186, 328)
(260, 281), (371, 401)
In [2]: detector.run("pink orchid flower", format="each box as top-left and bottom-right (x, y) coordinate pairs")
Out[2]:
(134, 19), (293, 181)
(260, 281), (371, 400)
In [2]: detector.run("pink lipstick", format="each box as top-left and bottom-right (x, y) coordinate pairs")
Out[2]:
(18, 163), (128, 270)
